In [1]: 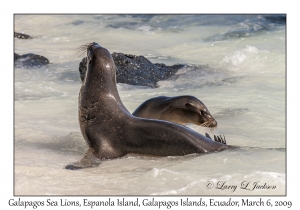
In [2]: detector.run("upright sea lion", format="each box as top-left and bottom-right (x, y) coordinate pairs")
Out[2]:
(65, 42), (231, 170)
(132, 96), (217, 127)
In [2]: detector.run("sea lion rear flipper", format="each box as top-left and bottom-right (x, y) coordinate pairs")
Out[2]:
(65, 164), (84, 170)
(65, 148), (101, 170)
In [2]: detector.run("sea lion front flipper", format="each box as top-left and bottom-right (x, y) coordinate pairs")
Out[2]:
(205, 133), (227, 145)
(205, 133), (212, 139)
(223, 135), (226, 144)
(214, 135), (218, 142)
(65, 148), (101, 170)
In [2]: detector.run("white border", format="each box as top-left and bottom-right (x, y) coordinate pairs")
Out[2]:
(3, 0), (297, 209)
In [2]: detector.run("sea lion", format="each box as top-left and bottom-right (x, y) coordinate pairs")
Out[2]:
(132, 96), (217, 127)
(65, 42), (231, 170)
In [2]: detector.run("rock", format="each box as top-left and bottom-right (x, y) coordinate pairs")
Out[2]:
(14, 32), (49, 67)
(14, 53), (50, 67)
(14, 32), (33, 39)
(79, 53), (184, 87)
(264, 15), (286, 24)
(14, 53), (20, 61)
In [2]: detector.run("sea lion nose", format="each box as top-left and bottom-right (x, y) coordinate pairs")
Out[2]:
(205, 118), (217, 127)
(211, 119), (217, 127)
(92, 42), (101, 48)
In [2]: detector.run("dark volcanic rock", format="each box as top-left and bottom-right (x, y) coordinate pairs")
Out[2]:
(79, 53), (184, 88)
(14, 32), (33, 39)
(15, 32), (49, 67)
(14, 53), (50, 67)
(264, 15), (286, 24)
(14, 53), (20, 61)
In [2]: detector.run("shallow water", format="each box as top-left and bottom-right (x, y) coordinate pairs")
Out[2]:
(14, 14), (285, 195)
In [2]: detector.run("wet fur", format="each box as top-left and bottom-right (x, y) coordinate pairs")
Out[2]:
(132, 96), (217, 127)
(65, 42), (230, 170)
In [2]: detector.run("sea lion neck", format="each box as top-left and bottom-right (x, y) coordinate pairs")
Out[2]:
(81, 43), (129, 115)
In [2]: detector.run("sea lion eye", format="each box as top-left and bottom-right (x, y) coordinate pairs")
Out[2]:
(185, 103), (192, 107)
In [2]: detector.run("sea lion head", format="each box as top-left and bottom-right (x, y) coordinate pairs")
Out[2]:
(87, 42), (114, 69)
(87, 42), (102, 60)
(184, 101), (217, 127)
(158, 96), (218, 127)
(83, 42), (117, 87)
(168, 95), (217, 127)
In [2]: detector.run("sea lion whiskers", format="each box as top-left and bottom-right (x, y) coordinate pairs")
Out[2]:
(200, 120), (217, 128)
(75, 43), (91, 56)
(199, 122), (210, 127)
(206, 126), (216, 133)
(69, 42), (94, 59)
(199, 122), (216, 132)
(191, 123), (215, 136)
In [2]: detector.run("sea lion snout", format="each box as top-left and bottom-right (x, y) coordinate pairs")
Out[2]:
(199, 109), (217, 127)
(207, 118), (217, 127)
(87, 42), (102, 60)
